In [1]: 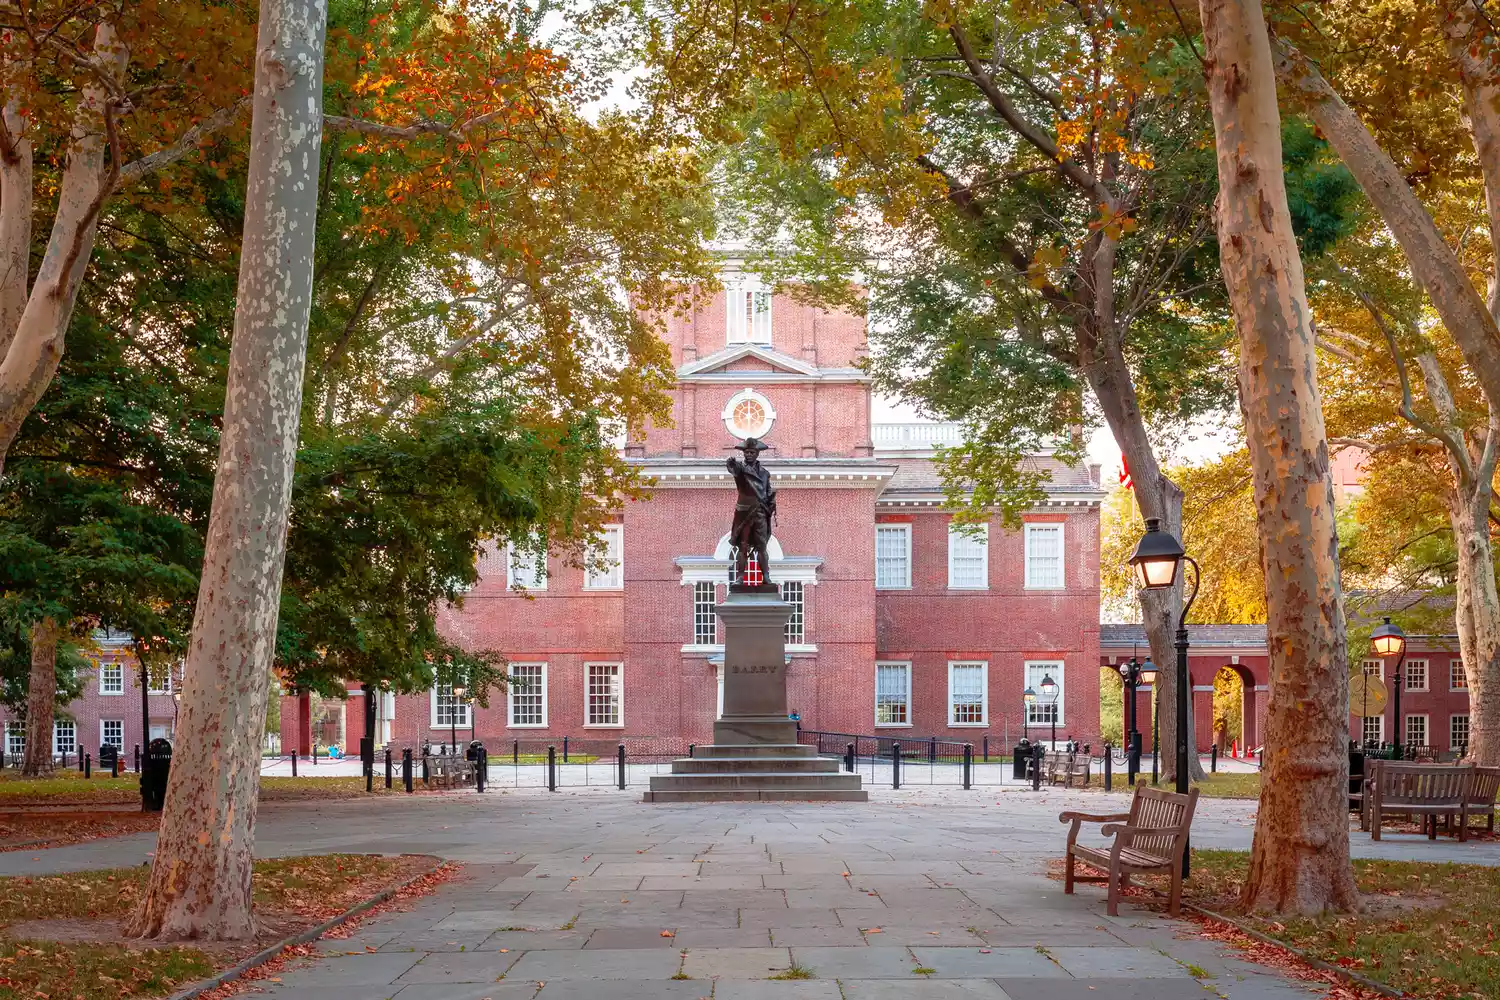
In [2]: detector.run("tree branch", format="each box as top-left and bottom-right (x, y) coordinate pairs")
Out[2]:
(118, 96), (251, 183)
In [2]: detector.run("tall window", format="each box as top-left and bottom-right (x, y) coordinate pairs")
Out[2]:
(52, 720), (75, 756)
(1025, 661), (1065, 726)
(1452, 714), (1471, 752)
(1405, 714), (1428, 748)
(146, 661), (173, 695)
(586, 663), (623, 727)
(781, 581), (804, 643)
(432, 683), (471, 728)
(507, 542), (547, 590)
(99, 662), (124, 695)
(1024, 523), (1065, 589)
(1403, 660), (1428, 691)
(584, 526), (624, 589)
(947, 524), (988, 589)
(1360, 660), (1383, 680)
(875, 524), (911, 589)
(508, 664), (547, 728)
(100, 720), (124, 749)
(726, 286), (772, 344)
(693, 582), (718, 645)
(1362, 715), (1384, 745)
(1451, 660), (1469, 691)
(948, 662), (987, 725)
(875, 662), (911, 726)
(5, 722), (23, 757)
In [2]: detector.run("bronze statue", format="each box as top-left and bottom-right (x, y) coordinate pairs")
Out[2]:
(727, 437), (777, 589)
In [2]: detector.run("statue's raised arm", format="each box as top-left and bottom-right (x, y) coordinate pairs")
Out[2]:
(727, 437), (775, 590)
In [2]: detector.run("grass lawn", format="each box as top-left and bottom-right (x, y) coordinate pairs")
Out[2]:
(0, 769), (414, 806)
(1083, 771), (1263, 799)
(0, 854), (430, 1000)
(1122, 849), (1500, 1000)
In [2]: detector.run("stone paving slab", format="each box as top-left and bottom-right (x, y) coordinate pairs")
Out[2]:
(838, 982), (1012, 999)
(681, 946), (793, 978)
(505, 947), (684, 980)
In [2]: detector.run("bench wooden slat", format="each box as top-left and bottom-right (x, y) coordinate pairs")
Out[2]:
(1060, 784), (1198, 917)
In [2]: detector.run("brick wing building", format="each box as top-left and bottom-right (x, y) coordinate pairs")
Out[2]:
(285, 266), (1108, 754)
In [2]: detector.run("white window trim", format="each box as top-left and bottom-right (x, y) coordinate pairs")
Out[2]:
(52, 720), (75, 756)
(1362, 715), (1385, 744)
(583, 525), (624, 590)
(1404, 713), (1429, 747)
(1402, 659), (1429, 692)
(1451, 714), (1471, 749)
(1360, 659), (1384, 681)
(507, 663), (549, 728)
(1025, 660), (1066, 726)
(875, 524), (912, 590)
(947, 524), (989, 591)
(506, 541), (547, 591)
(1450, 660), (1468, 692)
(875, 660), (913, 728)
(947, 661), (988, 727)
(429, 684), (473, 729)
(99, 662), (125, 696)
(146, 661), (175, 696)
(721, 387), (777, 439)
(1024, 522), (1066, 590)
(584, 661), (624, 729)
(99, 719), (124, 749)
(725, 283), (773, 345)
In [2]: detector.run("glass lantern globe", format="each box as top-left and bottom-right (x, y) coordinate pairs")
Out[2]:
(1129, 517), (1185, 590)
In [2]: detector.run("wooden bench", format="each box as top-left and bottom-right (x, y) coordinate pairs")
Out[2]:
(426, 754), (476, 789)
(1368, 762), (1472, 840)
(1060, 784), (1199, 916)
(1458, 765), (1500, 838)
(1044, 752), (1092, 788)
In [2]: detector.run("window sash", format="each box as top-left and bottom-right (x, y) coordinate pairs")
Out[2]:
(584, 526), (623, 589)
(5, 722), (23, 756)
(1452, 714), (1471, 750)
(1360, 660), (1383, 680)
(1451, 660), (1469, 690)
(1025, 661), (1065, 726)
(727, 287), (772, 344)
(99, 663), (124, 695)
(586, 663), (622, 727)
(507, 543), (547, 590)
(1405, 715), (1428, 748)
(1025, 523), (1064, 589)
(433, 683), (472, 728)
(781, 581), (804, 643)
(875, 525), (911, 589)
(693, 582), (718, 645)
(949, 662), (987, 725)
(1403, 660), (1428, 691)
(508, 664), (547, 727)
(875, 662), (911, 726)
(1362, 715), (1384, 744)
(146, 662), (173, 695)
(100, 720), (124, 749)
(53, 720), (76, 755)
(947, 525), (988, 589)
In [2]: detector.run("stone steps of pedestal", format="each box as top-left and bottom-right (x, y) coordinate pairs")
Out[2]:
(642, 788), (870, 802)
(692, 744), (817, 759)
(648, 771), (864, 791)
(671, 756), (842, 774)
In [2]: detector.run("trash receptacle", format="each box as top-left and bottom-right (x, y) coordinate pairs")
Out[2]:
(98, 743), (119, 773)
(1013, 739), (1032, 780)
(140, 738), (171, 812)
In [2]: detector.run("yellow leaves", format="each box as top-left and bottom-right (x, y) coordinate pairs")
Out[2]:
(1055, 119), (1088, 152)
(1124, 149), (1155, 171)
(1027, 245), (1066, 289)
(1089, 202), (1138, 241)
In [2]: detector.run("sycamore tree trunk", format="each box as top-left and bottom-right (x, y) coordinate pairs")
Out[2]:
(20, 619), (58, 776)
(1200, 0), (1359, 914)
(127, 0), (327, 942)
(1450, 486), (1500, 763)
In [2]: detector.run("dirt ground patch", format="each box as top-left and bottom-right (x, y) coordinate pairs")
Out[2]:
(0, 809), (161, 851)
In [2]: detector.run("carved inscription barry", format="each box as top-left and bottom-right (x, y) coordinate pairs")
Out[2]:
(731, 664), (781, 674)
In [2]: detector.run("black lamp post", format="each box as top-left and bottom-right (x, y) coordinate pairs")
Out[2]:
(1370, 617), (1407, 759)
(1040, 674), (1059, 748)
(450, 682), (467, 754)
(1023, 686), (1037, 741)
(1117, 656), (1157, 785)
(1129, 517), (1200, 878)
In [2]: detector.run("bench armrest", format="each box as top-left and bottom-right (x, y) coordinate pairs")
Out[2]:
(1060, 811), (1131, 846)
(1101, 822), (1185, 841)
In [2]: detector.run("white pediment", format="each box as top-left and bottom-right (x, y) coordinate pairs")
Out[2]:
(678, 343), (822, 380)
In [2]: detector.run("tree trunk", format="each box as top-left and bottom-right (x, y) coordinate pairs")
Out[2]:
(0, 91), (33, 359)
(1439, 0), (1500, 312)
(127, 0), (327, 942)
(1200, 0), (1359, 914)
(1270, 34), (1500, 415)
(1450, 486), (1500, 764)
(0, 24), (126, 476)
(20, 619), (58, 777)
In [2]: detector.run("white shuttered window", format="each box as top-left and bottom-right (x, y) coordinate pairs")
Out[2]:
(947, 525), (988, 589)
(1024, 523), (1064, 589)
(875, 525), (911, 589)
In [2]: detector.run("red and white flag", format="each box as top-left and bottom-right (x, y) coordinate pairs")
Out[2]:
(1119, 455), (1133, 490)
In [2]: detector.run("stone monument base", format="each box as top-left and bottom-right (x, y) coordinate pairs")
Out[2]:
(642, 743), (868, 802)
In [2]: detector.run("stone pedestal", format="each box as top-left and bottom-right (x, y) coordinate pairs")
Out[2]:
(644, 587), (867, 803)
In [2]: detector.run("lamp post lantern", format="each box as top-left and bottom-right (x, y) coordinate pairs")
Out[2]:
(450, 682), (467, 754)
(1370, 617), (1407, 759)
(1040, 674), (1059, 749)
(1128, 517), (1199, 878)
(1022, 686), (1037, 742)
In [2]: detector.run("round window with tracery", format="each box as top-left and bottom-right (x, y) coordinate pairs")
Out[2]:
(722, 389), (775, 439)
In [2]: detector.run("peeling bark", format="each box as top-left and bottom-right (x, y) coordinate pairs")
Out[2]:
(1200, 0), (1359, 914)
(127, 0), (327, 942)
(20, 619), (58, 777)
(0, 23), (126, 477)
(0, 90), (33, 360)
(1439, 0), (1500, 313)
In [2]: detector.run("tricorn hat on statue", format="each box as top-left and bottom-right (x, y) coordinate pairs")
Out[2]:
(733, 437), (771, 454)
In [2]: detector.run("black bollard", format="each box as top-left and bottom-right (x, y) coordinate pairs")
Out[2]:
(1104, 745), (1112, 792)
(85, 752), (91, 779)
(547, 745), (557, 792)
(403, 748), (413, 793)
(983, 735), (989, 762)
(892, 743), (901, 790)
(475, 746), (487, 793)
(134, 744), (140, 773)
(688, 743), (695, 759)
(1211, 744), (1219, 773)
(366, 752), (374, 792)
(845, 742), (855, 774)
(1031, 745), (1043, 791)
(563, 735), (569, 763)
(617, 743), (627, 790)
(385, 747), (393, 789)
(1152, 745), (1159, 785)
(422, 748), (429, 784)
(963, 744), (973, 790)
(78, 751), (83, 773)
(292, 750), (298, 777)
(929, 736), (937, 764)
(513, 739), (519, 765)
(110, 753), (118, 779)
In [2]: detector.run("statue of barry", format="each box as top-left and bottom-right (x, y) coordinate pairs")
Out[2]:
(727, 437), (777, 590)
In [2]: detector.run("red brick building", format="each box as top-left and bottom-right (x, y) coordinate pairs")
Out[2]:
(284, 268), (1108, 754)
